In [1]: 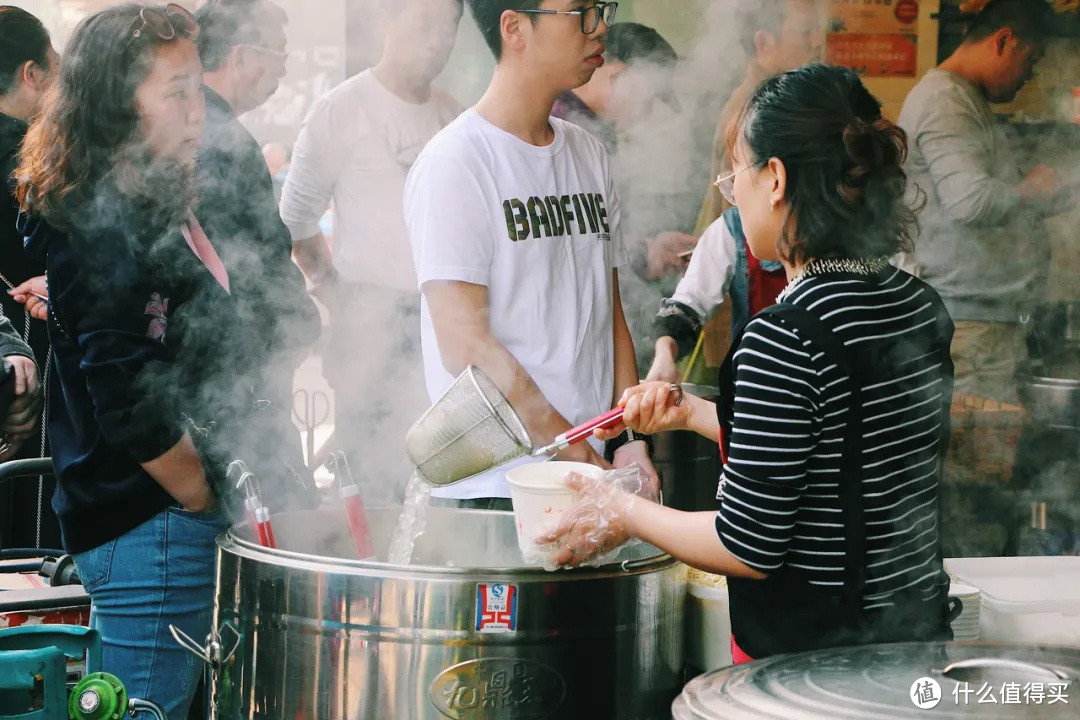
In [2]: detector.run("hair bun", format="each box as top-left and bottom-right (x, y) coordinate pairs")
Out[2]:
(841, 115), (904, 192)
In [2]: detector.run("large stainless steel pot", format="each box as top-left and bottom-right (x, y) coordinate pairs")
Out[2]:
(1018, 348), (1080, 430)
(1021, 303), (1080, 430)
(206, 506), (685, 719)
(652, 384), (720, 512)
(673, 642), (1080, 719)
(1027, 302), (1080, 355)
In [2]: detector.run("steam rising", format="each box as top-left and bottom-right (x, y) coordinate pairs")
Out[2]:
(20, 0), (1080, 566)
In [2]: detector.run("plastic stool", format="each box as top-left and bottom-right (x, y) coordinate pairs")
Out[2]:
(0, 646), (68, 719)
(0, 626), (102, 719)
(0, 625), (102, 671)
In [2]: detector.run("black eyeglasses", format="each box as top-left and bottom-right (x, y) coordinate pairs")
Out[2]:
(132, 3), (199, 41)
(518, 1), (618, 35)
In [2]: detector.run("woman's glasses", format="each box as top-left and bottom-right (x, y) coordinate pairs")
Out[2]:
(132, 3), (199, 41)
(518, 1), (619, 35)
(714, 165), (752, 206)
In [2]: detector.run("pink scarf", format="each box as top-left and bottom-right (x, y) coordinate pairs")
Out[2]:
(181, 211), (230, 293)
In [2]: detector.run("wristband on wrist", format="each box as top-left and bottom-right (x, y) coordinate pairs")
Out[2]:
(605, 428), (653, 462)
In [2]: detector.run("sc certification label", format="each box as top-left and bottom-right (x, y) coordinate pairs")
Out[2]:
(475, 583), (518, 634)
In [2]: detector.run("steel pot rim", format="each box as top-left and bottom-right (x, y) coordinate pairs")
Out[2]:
(217, 527), (679, 580)
(1018, 372), (1080, 387)
(677, 641), (1080, 719)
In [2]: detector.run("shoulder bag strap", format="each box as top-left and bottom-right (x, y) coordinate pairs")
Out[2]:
(757, 303), (868, 613)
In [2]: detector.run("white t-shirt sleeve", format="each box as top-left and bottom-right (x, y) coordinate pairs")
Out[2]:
(669, 216), (738, 317)
(405, 149), (493, 288)
(603, 150), (630, 270)
(280, 98), (347, 242)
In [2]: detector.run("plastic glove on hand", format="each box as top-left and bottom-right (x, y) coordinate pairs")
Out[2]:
(535, 471), (635, 568)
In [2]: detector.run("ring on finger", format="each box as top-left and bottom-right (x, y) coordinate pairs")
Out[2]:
(669, 384), (685, 407)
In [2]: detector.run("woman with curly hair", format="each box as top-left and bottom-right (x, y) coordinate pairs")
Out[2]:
(17, 4), (242, 715)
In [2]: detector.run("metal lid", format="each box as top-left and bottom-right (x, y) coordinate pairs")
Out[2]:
(675, 642), (1080, 719)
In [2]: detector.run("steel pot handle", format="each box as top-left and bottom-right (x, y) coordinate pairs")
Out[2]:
(940, 658), (1071, 682)
(619, 552), (675, 573)
(169, 621), (240, 669)
(128, 698), (167, 720)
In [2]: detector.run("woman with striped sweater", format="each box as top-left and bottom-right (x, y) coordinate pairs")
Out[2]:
(541, 63), (956, 661)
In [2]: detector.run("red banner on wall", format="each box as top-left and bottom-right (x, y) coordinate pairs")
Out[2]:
(827, 33), (918, 77)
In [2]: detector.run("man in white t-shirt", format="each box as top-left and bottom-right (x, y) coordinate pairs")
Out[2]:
(405, 0), (656, 508)
(280, 0), (463, 502)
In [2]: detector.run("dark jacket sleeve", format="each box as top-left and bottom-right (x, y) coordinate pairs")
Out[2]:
(654, 299), (704, 360)
(0, 311), (33, 361)
(49, 236), (185, 464)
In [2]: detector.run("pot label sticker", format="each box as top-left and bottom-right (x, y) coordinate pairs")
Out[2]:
(476, 583), (518, 634)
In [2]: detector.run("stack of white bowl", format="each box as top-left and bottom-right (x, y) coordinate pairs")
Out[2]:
(949, 582), (982, 641)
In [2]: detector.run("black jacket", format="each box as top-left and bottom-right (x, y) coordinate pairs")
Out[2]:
(194, 87), (319, 376)
(192, 87), (320, 504)
(24, 205), (255, 553)
(1, 113), (60, 553)
(0, 112), (48, 367)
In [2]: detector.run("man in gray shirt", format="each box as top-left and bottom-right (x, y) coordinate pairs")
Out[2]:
(899, 0), (1067, 404)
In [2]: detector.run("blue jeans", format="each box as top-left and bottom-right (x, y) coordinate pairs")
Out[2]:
(73, 506), (227, 719)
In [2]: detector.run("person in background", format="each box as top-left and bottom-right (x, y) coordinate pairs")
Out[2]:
(645, 204), (789, 383)
(899, 0), (1066, 406)
(280, 0), (463, 503)
(0, 5), (58, 550)
(553, 22), (675, 149)
(406, 0), (657, 510)
(194, 0), (321, 508)
(550, 20), (695, 378)
(671, 0), (824, 385)
(695, 0), (825, 235)
(16, 5), (239, 715)
(1, 311), (41, 464)
(551, 22), (696, 285)
(546, 63), (955, 663)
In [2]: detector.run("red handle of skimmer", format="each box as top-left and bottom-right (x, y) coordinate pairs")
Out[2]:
(562, 407), (625, 446)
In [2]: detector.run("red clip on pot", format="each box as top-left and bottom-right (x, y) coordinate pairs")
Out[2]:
(328, 451), (374, 560)
(229, 460), (276, 549)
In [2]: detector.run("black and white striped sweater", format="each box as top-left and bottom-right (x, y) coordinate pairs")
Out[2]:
(716, 266), (953, 610)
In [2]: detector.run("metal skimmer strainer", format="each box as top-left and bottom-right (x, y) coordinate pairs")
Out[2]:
(406, 366), (533, 486)
(407, 366), (683, 486)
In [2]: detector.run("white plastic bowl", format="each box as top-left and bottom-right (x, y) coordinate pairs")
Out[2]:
(506, 461), (603, 554)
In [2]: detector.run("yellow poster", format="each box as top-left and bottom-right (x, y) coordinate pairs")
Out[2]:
(829, 0), (921, 34)
(828, 0), (921, 77)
